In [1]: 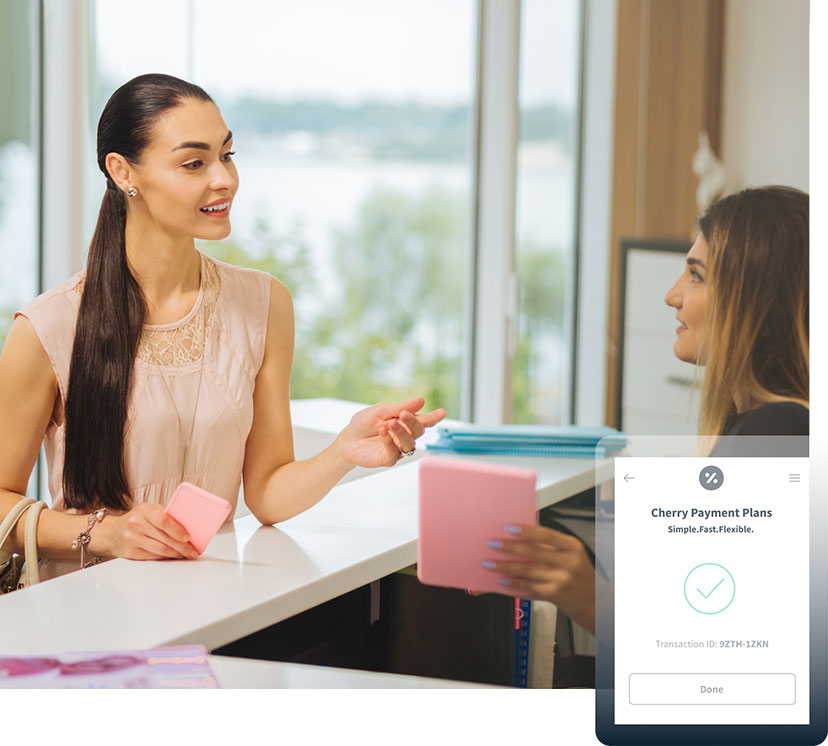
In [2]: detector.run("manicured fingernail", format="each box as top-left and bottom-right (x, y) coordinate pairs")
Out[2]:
(182, 536), (189, 543)
(391, 420), (400, 430)
(379, 427), (387, 436)
(498, 578), (511, 586)
(505, 525), (521, 534)
(487, 539), (503, 549)
(481, 560), (496, 569)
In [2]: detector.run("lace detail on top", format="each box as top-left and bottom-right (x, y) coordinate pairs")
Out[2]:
(70, 253), (222, 367)
(136, 255), (221, 366)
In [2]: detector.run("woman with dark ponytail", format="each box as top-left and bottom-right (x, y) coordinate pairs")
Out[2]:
(0, 73), (444, 579)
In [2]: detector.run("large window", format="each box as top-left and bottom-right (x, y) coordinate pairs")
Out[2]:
(513, 0), (582, 424)
(85, 0), (584, 423)
(88, 0), (475, 418)
(1, 0), (40, 499)
(0, 0), (39, 349)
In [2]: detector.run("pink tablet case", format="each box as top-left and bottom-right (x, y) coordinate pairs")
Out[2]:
(417, 457), (538, 595)
(164, 483), (232, 555)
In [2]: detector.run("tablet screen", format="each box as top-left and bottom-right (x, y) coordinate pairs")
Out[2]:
(595, 435), (826, 745)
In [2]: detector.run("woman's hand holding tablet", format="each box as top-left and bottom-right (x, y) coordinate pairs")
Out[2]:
(481, 523), (596, 635)
(417, 457), (538, 595)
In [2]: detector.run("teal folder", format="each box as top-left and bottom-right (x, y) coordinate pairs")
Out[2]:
(425, 424), (626, 458)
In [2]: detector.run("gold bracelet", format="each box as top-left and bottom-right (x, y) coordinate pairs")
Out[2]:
(72, 508), (107, 569)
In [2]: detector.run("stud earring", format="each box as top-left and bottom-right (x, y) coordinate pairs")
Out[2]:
(127, 187), (137, 197)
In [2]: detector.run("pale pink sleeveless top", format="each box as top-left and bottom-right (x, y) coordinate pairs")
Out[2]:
(15, 252), (272, 579)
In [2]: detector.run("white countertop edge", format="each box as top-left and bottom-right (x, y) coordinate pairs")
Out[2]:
(162, 541), (418, 650)
(209, 654), (502, 689)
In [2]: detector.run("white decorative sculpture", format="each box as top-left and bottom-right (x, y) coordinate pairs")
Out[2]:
(692, 130), (726, 215)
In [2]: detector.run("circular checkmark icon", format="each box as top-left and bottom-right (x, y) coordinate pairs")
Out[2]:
(684, 563), (735, 614)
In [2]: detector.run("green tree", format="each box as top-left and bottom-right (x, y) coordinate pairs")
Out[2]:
(512, 241), (568, 423)
(201, 191), (569, 423)
(200, 186), (469, 416)
(316, 185), (467, 413)
(197, 215), (328, 401)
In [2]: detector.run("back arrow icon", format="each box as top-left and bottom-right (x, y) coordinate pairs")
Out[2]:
(624, 474), (634, 482)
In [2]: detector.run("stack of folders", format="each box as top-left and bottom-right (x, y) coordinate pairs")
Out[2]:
(425, 424), (627, 458)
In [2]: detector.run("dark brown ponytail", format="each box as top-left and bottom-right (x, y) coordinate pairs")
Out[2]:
(62, 74), (213, 511)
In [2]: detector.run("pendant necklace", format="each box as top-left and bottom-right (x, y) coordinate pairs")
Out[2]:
(159, 265), (207, 485)
(179, 316), (205, 484)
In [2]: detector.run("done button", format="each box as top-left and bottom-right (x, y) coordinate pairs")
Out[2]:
(629, 673), (795, 705)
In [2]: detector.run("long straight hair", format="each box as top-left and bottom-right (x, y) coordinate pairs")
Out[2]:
(698, 186), (809, 437)
(62, 74), (214, 511)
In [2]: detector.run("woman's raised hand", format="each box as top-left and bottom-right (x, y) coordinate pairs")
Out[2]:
(336, 396), (446, 468)
(99, 502), (200, 561)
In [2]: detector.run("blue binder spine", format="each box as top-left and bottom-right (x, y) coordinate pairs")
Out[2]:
(514, 597), (532, 688)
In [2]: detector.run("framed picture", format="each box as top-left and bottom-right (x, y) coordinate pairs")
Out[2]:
(615, 238), (700, 435)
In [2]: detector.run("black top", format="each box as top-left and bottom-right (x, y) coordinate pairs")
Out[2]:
(713, 402), (809, 456)
(722, 401), (809, 436)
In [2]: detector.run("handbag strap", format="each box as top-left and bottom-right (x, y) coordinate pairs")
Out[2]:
(0, 497), (36, 561)
(21, 500), (46, 586)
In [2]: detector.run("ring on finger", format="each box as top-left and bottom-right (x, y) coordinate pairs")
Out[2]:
(399, 447), (416, 457)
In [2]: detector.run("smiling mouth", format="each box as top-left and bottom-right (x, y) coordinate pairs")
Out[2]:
(199, 200), (231, 216)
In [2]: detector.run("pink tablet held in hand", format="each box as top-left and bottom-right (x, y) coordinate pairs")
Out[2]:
(164, 482), (233, 555)
(417, 457), (538, 595)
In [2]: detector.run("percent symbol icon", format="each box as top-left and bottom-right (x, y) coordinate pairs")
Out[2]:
(699, 465), (724, 491)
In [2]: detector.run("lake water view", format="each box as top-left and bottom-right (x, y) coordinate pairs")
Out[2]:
(220, 135), (576, 421)
(0, 135), (576, 422)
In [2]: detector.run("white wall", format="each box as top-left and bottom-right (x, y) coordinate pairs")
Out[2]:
(720, 0), (809, 193)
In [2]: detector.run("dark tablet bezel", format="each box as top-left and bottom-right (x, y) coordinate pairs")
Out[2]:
(594, 441), (826, 746)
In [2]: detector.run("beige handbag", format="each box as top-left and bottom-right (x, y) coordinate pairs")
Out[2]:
(0, 497), (46, 593)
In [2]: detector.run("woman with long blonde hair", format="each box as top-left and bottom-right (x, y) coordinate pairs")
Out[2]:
(669, 185), (809, 439)
(481, 185), (809, 638)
